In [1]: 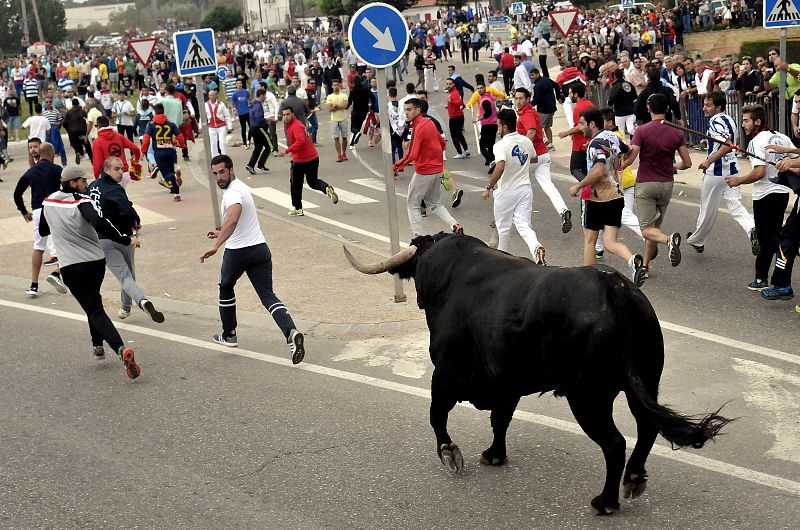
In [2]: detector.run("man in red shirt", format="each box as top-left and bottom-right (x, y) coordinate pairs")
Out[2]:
(515, 87), (572, 233)
(278, 106), (338, 217)
(91, 115), (140, 185)
(445, 78), (470, 159)
(558, 83), (594, 181)
(394, 98), (462, 237)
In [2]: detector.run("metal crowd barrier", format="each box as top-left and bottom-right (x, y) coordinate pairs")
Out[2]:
(585, 83), (794, 150)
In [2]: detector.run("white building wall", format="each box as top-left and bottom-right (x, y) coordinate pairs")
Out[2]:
(245, 0), (292, 32)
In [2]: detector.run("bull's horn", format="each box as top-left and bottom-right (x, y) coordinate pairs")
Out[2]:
(343, 245), (417, 274)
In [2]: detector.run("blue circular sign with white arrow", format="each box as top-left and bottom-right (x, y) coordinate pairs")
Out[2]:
(348, 2), (410, 69)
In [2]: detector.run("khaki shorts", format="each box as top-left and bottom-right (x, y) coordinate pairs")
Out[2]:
(330, 119), (348, 138)
(635, 181), (674, 231)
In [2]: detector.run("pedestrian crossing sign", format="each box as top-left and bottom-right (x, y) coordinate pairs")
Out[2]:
(764, 0), (800, 28)
(173, 29), (217, 76)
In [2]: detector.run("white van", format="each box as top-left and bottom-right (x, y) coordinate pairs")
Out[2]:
(609, 2), (657, 11)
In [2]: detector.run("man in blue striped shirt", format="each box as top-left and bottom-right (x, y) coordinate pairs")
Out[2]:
(686, 92), (757, 255)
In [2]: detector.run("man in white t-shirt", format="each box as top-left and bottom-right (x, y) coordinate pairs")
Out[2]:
(482, 108), (545, 265)
(21, 104), (50, 141)
(200, 154), (306, 364)
(726, 104), (794, 293)
(111, 90), (136, 141)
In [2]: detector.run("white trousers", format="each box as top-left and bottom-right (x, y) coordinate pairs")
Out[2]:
(493, 187), (541, 258)
(407, 172), (458, 236)
(209, 126), (228, 157)
(595, 187), (642, 252)
(614, 114), (636, 137)
(686, 173), (754, 247)
(424, 69), (439, 92)
(530, 153), (568, 216)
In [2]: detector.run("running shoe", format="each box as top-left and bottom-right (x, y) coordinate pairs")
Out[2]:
(118, 308), (131, 319)
(452, 188), (463, 208)
(212, 334), (238, 347)
(255, 166), (269, 173)
(43, 256), (59, 266)
(487, 160), (496, 175)
(245, 165), (256, 175)
(749, 227), (760, 256)
(452, 223), (464, 235)
(288, 329), (305, 364)
(244, 144), (250, 150)
(533, 245), (547, 266)
(139, 299), (165, 323)
(47, 272), (67, 294)
(93, 345), (106, 360)
(326, 186), (339, 204)
(158, 178), (172, 190)
(453, 153), (467, 160)
(26, 285), (38, 298)
(421, 206), (427, 217)
(668, 232), (682, 267)
(596, 250), (604, 260)
(629, 254), (646, 288)
(761, 286), (794, 300)
(119, 347), (141, 379)
(288, 209), (305, 216)
(488, 221), (499, 249)
(747, 279), (768, 291)
(173, 195), (182, 202)
(150, 167), (159, 179)
(75, 153), (81, 165)
(464, 150), (471, 158)
(561, 210), (572, 233)
(686, 231), (704, 253)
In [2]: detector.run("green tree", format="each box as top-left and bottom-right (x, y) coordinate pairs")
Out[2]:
(201, 4), (243, 32)
(0, 0), (67, 51)
(317, 0), (419, 16)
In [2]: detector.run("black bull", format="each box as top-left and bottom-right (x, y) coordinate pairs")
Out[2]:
(344, 233), (732, 516)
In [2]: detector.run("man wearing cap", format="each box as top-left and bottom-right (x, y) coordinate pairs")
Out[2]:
(39, 165), (142, 379)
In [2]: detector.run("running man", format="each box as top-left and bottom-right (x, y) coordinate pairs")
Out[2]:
(39, 165), (141, 379)
(88, 156), (164, 322)
(13, 141), (68, 297)
(141, 103), (186, 202)
(200, 154), (306, 364)
(569, 108), (646, 287)
(393, 98), (463, 237)
(686, 92), (756, 254)
(278, 106), (338, 216)
(482, 108), (546, 265)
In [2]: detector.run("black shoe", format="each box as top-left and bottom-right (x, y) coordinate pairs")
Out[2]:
(92, 345), (106, 360)
(487, 161), (496, 175)
(595, 250), (604, 260)
(256, 166), (269, 172)
(288, 329), (305, 364)
(75, 153), (81, 165)
(686, 232), (704, 253)
(451, 188), (463, 208)
(749, 227), (760, 256)
(668, 232), (682, 267)
(139, 299), (164, 323)
(421, 207), (427, 217)
(561, 210), (572, 233)
(212, 334), (238, 348)
(183, 155), (190, 161)
(484, 159), (490, 166)
(747, 279), (768, 291)
(245, 165), (256, 175)
(43, 256), (59, 266)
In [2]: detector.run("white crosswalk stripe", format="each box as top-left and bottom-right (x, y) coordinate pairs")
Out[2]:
(350, 178), (408, 198)
(250, 187), (319, 209)
(303, 184), (377, 204)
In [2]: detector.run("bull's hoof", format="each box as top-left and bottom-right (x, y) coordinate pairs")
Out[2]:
(438, 443), (464, 473)
(623, 472), (648, 499)
(589, 495), (620, 516)
(479, 449), (507, 466)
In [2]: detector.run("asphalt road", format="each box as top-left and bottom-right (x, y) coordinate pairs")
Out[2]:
(2, 58), (800, 527)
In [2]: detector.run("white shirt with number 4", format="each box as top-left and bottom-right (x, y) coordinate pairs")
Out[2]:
(493, 132), (534, 190)
(221, 179), (266, 249)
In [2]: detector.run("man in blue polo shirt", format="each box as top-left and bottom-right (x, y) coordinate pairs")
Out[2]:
(230, 79), (251, 149)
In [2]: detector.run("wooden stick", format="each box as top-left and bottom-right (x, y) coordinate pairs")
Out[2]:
(659, 119), (775, 166)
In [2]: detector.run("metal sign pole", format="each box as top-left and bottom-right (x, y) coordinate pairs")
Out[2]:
(779, 28), (787, 135)
(196, 91), (222, 230)
(375, 68), (406, 303)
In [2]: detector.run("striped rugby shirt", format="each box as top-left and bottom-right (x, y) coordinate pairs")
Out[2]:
(706, 112), (739, 177)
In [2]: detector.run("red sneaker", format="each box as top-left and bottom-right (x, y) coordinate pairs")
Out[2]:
(337, 153), (343, 162)
(342, 153), (348, 161)
(120, 347), (141, 379)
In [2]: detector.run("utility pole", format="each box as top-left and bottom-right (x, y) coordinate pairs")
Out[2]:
(30, 0), (45, 44)
(20, 0), (31, 47)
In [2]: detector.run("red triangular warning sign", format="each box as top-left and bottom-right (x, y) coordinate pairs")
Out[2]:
(549, 9), (579, 38)
(128, 38), (158, 66)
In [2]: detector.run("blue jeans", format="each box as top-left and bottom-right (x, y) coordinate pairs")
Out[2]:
(683, 15), (692, 32)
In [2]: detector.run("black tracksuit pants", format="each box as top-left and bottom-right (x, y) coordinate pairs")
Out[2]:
(771, 195), (800, 288)
(239, 115), (249, 145)
(449, 116), (468, 154)
(479, 123), (497, 163)
(753, 192), (790, 282)
(290, 158), (329, 210)
(61, 259), (124, 351)
(248, 126), (272, 168)
(218, 243), (295, 339)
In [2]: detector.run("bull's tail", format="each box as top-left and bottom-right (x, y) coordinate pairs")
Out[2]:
(627, 373), (733, 449)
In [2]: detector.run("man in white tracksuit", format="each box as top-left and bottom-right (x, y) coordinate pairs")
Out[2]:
(205, 90), (233, 157)
(482, 108), (546, 265)
(686, 92), (757, 254)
